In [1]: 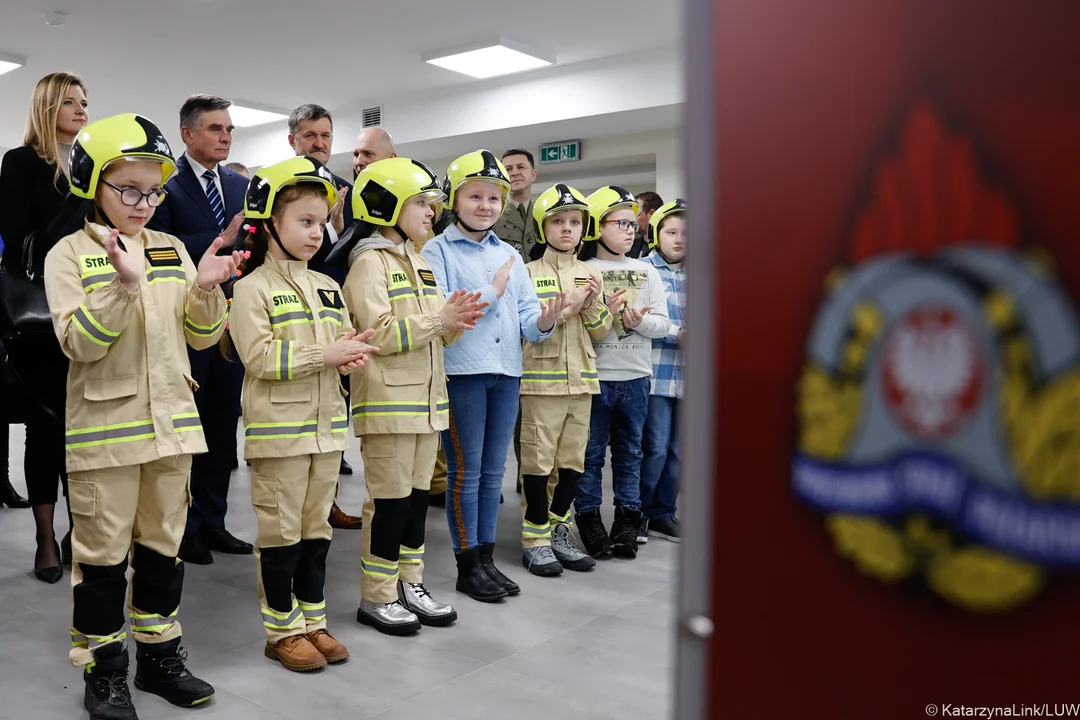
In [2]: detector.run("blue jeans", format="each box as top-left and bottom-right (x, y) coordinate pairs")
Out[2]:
(442, 374), (520, 553)
(576, 377), (651, 513)
(640, 395), (680, 520)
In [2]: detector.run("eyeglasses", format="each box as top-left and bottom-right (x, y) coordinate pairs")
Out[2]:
(602, 219), (640, 233)
(101, 180), (166, 207)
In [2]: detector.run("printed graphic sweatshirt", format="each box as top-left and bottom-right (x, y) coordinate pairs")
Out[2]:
(584, 256), (671, 381)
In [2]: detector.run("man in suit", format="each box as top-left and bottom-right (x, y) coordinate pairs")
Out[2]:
(286, 103), (362, 528)
(497, 149), (542, 263)
(148, 94), (253, 563)
(630, 191), (663, 259)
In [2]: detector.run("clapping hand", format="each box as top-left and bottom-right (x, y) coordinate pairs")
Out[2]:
(440, 290), (488, 331)
(196, 237), (245, 291)
(538, 292), (567, 332)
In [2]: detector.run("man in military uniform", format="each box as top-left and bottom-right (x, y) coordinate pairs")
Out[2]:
(496, 149), (542, 263)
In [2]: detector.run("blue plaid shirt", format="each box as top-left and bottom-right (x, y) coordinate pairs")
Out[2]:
(647, 253), (684, 398)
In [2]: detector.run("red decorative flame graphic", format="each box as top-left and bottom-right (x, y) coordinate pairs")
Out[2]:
(847, 101), (1021, 263)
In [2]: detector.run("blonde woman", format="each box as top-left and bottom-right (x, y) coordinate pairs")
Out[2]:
(0, 71), (88, 582)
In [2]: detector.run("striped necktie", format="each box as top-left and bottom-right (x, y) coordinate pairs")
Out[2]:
(202, 169), (225, 231)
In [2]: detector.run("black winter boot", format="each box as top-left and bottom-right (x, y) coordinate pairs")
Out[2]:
(610, 506), (643, 559)
(134, 638), (214, 707)
(455, 547), (508, 602)
(575, 508), (614, 559)
(479, 543), (520, 596)
(84, 642), (138, 720)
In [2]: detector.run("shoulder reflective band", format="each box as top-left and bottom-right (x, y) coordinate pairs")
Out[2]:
(395, 319), (413, 352)
(172, 413), (202, 433)
(72, 304), (122, 347)
(245, 421), (318, 440)
(66, 419), (155, 450)
(262, 602), (304, 631)
(580, 369), (599, 381)
(533, 276), (559, 300)
(399, 545), (424, 565)
(436, 400), (450, 415)
(80, 254), (117, 292)
(129, 609), (178, 634)
(331, 416), (349, 432)
(361, 557), (400, 579)
(299, 600), (326, 624)
(522, 370), (569, 383)
(145, 267), (186, 285)
(522, 519), (551, 537)
(584, 308), (612, 330)
(185, 307), (227, 338)
(352, 401), (430, 419)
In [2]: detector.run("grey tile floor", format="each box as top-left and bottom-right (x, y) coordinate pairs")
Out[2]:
(0, 424), (677, 719)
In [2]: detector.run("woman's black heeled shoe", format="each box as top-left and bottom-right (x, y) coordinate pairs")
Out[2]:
(33, 540), (63, 584)
(0, 477), (29, 509)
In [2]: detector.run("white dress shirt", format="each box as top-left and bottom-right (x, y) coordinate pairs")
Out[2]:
(184, 153), (225, 208)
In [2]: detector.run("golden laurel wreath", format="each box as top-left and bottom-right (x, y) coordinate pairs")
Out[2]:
(796, 253), (1080, 612)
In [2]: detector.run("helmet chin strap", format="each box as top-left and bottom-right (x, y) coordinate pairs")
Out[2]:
(597, 238), (621, 256)
(266, 218), (302, 262)
(457, 217), (495, 235)
(94, 204), (127, 250)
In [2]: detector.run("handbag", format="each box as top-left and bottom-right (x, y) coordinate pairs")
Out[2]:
(0, 231), (53, 340)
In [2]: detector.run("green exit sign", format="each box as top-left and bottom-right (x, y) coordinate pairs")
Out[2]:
(539, 140), (581, 165)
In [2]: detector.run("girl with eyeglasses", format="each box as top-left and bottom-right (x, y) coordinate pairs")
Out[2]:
(42, 113), (241, 720)
(573, 186), (671, 561)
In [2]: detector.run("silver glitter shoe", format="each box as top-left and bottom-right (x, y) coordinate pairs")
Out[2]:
(356, 599), (421, 636)
(398, 581), (458, 627)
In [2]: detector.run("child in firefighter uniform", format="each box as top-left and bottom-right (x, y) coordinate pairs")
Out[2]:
(340, 157), (485, 634)
(44, 114), (240, 719)
(228, 156), (376, 671)
(519, 185), (613, 576)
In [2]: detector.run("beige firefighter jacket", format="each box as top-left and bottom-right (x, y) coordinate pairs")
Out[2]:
(343, 235), (461, 435)
(521, 249), (612, 396)
(229, 254), (352, 459)
(44, 221), (228, 473)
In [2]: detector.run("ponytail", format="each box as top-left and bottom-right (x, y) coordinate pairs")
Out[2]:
(218, 220), (268, 359)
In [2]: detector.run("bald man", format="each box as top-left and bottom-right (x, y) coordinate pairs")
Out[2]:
(352, 128), (397, 177)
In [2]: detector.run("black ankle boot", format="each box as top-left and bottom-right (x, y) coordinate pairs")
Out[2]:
(84, 642), (138, 720)
(134, 638), (214, 707)
(610, 506), (643, 559)
(478, 543), (520, 596)
(575, 508), (614, 559)
(455, 547), (507, 602)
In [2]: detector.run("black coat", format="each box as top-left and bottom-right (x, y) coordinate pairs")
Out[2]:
(0, 145), (69, 421)
(0, 145), (68, 269)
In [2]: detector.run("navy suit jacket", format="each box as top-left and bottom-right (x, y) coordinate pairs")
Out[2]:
(309, 169), (353, 284)
(148, 154), (249, 259)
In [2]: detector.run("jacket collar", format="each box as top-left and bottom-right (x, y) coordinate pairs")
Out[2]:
(543, 246), (579, 268)
(263, 251), (308, 278)
(443, 222), (500, 247)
